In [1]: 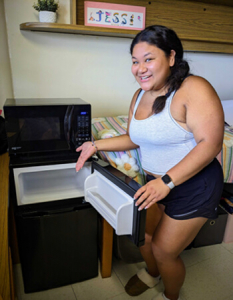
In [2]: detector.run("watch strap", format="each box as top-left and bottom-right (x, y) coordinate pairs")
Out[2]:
(161, 174), (175, 189)
(167, 181), (175, 189)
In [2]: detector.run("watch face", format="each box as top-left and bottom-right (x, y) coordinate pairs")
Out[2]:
(162, 174), (171, 184)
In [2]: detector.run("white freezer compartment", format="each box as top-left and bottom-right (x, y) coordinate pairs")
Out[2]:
(85, 170), (134, 235)
(13, 162), (92, 206)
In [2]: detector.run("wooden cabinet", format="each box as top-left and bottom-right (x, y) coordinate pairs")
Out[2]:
(0, 153), (15, 300)
(20, 0), (233, 53)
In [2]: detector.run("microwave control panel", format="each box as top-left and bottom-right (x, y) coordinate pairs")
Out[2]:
(76, 112), (91, 147)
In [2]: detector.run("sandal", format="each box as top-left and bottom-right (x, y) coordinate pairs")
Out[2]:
(125, 268), (160, 296)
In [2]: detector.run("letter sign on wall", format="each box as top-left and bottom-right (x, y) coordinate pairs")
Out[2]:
(84, 1), (146, 30)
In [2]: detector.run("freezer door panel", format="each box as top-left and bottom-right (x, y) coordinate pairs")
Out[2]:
(85, 159), (146, 247)
(85, 170), (134, 235)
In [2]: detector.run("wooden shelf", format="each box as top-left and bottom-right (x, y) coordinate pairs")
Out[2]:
(20, 22), (140, 39)
(20, 22), (233, 53)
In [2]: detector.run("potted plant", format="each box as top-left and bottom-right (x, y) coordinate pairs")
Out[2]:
(33, 0), (59, 23)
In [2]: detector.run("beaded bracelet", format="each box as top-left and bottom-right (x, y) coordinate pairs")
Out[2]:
(91, 141), (98, 153)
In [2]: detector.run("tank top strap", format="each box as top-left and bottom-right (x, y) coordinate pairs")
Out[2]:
(166, 90), (176, 107)
(132, 89), (145, 117)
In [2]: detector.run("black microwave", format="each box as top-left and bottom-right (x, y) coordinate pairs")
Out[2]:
(4, 98), (91, 162)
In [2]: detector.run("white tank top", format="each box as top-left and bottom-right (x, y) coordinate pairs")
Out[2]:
(129, 90), (197, 175)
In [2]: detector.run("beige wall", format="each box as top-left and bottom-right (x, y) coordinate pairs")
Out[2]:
(4, 0), (137, 117)
(0, 0), (13, 116)
(3, 0), (233, 118)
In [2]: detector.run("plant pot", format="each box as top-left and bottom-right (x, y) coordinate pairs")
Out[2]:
(39, 11), (57, 23)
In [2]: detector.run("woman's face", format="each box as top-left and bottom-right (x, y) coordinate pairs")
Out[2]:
(131, 42), (175, 92)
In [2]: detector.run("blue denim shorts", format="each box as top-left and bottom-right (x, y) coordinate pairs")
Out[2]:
(146, 158), (224, 220)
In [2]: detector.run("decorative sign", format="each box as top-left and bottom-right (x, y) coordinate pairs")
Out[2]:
(84, 1), (146, 30)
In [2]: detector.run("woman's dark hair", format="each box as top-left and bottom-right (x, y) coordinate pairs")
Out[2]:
(130, 25), (190, 114)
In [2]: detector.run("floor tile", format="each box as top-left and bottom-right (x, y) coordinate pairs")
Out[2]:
(71, 269), (124, 300)
(180, 243), (229, 268)
(221, 241), (233, 254)
(20, 285), (77, 300)
(181, 249), (233, 300)
(223, 294), (233, 300)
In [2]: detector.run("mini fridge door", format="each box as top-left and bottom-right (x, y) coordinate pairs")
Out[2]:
(85, 159), (146, 247)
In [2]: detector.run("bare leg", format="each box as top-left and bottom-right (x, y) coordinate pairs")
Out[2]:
(152, 214), (207, 300)
(139, 203), (163, 277)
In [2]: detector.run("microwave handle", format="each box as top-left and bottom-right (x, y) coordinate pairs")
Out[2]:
(64, 105), (74, 143)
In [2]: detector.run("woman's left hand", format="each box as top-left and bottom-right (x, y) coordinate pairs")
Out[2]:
(134, 178), (171, 210)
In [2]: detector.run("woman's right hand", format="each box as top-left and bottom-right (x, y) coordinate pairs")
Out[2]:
(75, 141), (96, 172)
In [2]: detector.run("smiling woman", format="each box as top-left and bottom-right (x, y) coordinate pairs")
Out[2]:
(75, 25), (224, 300)
(124, 25), (224, 300)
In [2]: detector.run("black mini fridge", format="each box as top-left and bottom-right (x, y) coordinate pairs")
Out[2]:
(11, 158), (146, 293)
(15, 199), (98, 293)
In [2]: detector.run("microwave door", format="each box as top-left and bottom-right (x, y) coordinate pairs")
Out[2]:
(64, 105), (74, 145)
(85, 159), (146, 247)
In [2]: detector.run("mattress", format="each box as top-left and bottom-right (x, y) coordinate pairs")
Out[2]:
(92, 116), (233, 184)
(217, 124), (233, 183)
(220, 100), (233, 183)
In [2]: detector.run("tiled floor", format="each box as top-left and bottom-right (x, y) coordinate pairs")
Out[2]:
(14, 242), (233, 300)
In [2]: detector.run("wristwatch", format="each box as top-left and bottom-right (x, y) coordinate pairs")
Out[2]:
(161, 174), (175, 189)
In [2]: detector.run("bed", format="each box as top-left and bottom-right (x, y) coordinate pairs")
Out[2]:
(218, 100), (233, 215)
(217, 100), (233, 183)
